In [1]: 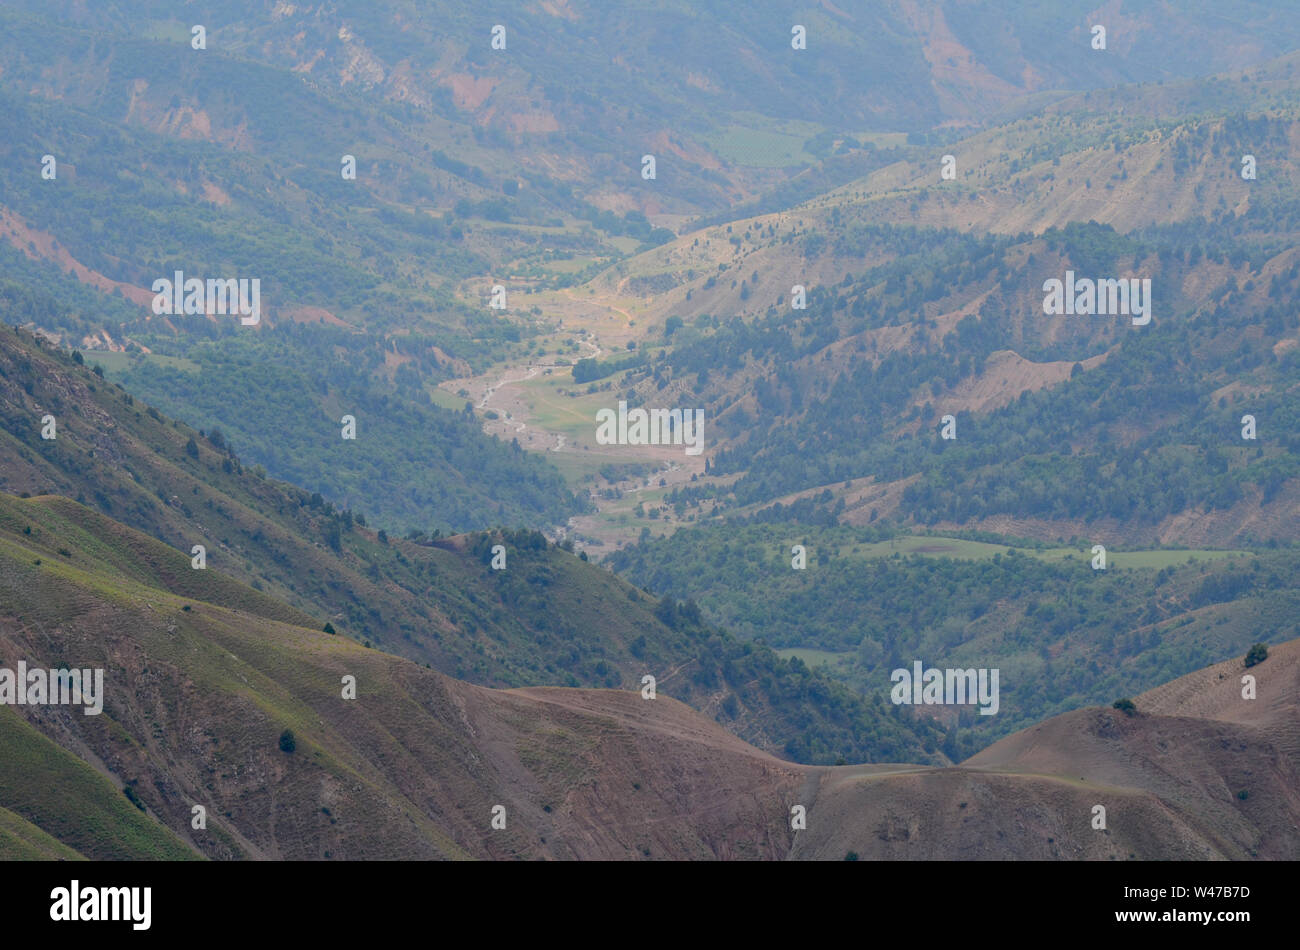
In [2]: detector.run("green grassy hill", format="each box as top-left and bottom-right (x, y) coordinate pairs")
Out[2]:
(0, 708), (196, 860)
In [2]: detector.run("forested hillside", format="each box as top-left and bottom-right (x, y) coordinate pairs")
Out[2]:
(609, 522), (1299, 758)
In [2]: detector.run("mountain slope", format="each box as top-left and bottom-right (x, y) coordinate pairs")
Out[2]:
(2, 497), (1294, 859)
(0, 327), (942, 765)
(0, 517), (802, 859)
(582, 203), (1300, 548)
(786, 638), (1300, 860)
(490, 56), (1297, 557)
(0, 707), (197, 860)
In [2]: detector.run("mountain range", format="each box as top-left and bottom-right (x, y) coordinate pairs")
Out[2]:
(1, 1), (1298, 862)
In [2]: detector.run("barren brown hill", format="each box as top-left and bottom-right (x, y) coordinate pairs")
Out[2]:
(783, 642), (1298, 860)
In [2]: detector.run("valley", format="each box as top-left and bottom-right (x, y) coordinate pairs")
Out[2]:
(0, 0), (1297, 868)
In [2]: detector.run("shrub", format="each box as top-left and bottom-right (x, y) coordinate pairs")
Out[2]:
(123, 786), (146, 812)
(323, 622), (336, 635)
(1244, 643), (1268, 667)
(1113, 698), (1137, 716)
(279, 729), (296, 753)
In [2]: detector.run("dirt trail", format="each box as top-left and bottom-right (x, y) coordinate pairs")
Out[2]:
(477, 364), (543, 409)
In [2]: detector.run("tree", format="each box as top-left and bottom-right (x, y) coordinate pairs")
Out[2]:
(654, 596), (678, 629)
(323, 622), (336, 635)
(279, 729), (296, 753)
(1244, 643), (1269, 667)
(1113, 698), (1136, 716)
(185, 437), (199, 458)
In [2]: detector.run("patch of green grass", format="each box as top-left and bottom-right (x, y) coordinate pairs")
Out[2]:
(428, 386), (468, 411)
(706, 126), (815, 167)
(0, 708), (197, 860)
(1100, 549), (1247, 568)
(517, 376), (601, 440)
(539, 256), (599, 274)
(851, 130), (909, 149)
(0, 804), (85, 860)
(606, 236), (644, 255)
(547, 452), (626, 484)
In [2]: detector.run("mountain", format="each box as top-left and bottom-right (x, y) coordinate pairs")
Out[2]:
(0, 325), (942, 766)
(0, 501), (795, 859)
(2, 493), (1293, 859)
(15, 1), (1300, 157)
(2, 0), (1300, 868)
(789, 635), (1300, 859)
(528, 57), (1300, 553)
(4, 3), (1300, 545)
